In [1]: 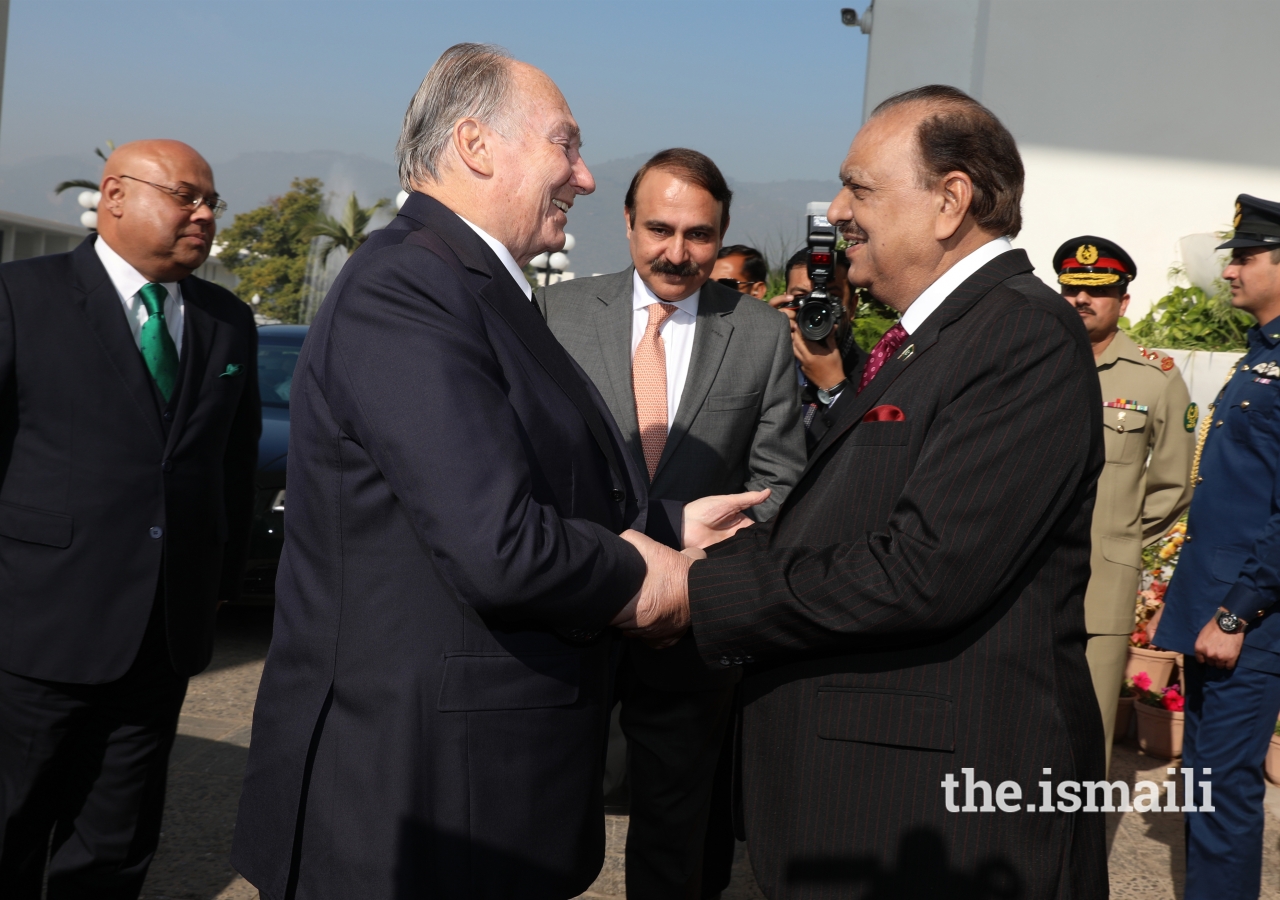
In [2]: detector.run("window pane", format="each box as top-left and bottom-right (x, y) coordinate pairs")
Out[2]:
(258, 341), (301, 408)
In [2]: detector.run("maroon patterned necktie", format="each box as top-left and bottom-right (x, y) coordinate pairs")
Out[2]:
(857, 323), (908, 394)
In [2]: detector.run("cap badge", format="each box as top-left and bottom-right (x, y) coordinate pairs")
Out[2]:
(1234, 202), (1243, 228)
(1076, 244), (1099, 265)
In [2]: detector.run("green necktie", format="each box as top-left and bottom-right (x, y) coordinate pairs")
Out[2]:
(137, 282), (179, 402)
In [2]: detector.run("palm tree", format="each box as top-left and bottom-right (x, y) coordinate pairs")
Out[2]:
(302, 192), (390, 261)
(54, 142), (114, 196)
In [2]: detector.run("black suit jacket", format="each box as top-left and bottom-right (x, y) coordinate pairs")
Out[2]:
(232, 193), (649, 900)
(0, 236), (259, 683)
(687, 251), (1109, 899)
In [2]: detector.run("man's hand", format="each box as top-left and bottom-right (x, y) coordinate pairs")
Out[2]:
(683, 489), (770, 550)
(790, 326), (845, 390)
(1194, 614), (1245, 669)
(610, 529), (693, 648)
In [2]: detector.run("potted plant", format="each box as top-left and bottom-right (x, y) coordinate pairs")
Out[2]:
(1125, 522), (1186, 689)
(1115, 672), (1150, 742)
(1134, 682), (1186, 759)
(1266, 719), (1280, 786)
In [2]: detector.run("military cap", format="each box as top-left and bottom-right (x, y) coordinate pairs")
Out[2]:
(1217, 194), (1280, 250)
(1053, 235), (1137, 287)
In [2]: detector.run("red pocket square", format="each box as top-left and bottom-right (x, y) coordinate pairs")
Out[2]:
(862, 405), (905, 423)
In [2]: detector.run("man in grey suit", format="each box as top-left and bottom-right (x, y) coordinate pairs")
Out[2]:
(537, 148), (804, 900)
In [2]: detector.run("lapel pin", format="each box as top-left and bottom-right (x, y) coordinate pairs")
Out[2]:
(219, 364), (244, 378)
(897, 344), (915, 361)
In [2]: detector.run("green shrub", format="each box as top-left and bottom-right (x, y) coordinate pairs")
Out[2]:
(1125, 284), (1251, 351)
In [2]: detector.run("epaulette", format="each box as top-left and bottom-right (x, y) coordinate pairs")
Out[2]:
(1136, 345), (1177, 372)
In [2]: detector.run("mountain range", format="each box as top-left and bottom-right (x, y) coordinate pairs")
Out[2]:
(0, 150), (839, 276)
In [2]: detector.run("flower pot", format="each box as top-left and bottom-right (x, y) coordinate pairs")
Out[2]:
(1266, 734), (1280, 786)
(1114, 696), (1135, 742)
(1135, 701), (1184, 759)
(1126, 646), (1179, 691)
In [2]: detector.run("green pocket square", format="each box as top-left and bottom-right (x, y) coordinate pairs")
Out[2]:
(219, 364), (244, 378)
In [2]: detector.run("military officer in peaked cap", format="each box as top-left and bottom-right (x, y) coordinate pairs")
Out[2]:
(1056, 236), (1194, 774)
(1152, 195), (1280, 900)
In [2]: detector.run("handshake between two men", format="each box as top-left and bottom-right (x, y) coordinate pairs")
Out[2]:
(609, 488), (770, 649)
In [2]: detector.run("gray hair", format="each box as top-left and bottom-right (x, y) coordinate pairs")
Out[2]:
(396, 43), (518, 190)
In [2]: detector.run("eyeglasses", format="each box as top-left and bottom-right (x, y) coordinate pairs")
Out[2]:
(119, 175), (228, 219)
(716, 278), (762, 291)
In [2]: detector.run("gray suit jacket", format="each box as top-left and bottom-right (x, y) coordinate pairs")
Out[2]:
(537, 268), (805, 689)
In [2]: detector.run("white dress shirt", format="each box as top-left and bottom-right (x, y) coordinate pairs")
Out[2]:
(631, 269), (699, 433)
(94, 236), (184, 357)
(458, 216), (534, 301)
(899, 237), (1013, 335)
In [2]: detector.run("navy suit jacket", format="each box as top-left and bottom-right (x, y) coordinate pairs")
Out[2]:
(0, 236), (259, 682)
(232, 193), (648, 899)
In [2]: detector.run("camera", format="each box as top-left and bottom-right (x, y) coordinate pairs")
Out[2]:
(787, 202), (843, 343)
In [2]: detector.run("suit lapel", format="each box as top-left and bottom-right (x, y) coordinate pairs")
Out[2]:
(401, 194), (629, 491)
(653, 287), (735, 480)
(594, 272), (640, 458)
(164, 279), (219, 454)
(70, 240), (166, 448)
(803, 331), (937, 467)
(797, 249), (1035, 483)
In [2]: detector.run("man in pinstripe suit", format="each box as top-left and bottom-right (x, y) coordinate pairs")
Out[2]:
(646, 86), (1109, 897)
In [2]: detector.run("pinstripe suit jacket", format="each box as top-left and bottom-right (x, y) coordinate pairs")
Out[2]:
(687, 250), (1109, 899)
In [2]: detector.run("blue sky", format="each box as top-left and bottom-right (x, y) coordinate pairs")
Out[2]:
(1, 0), (870, 181)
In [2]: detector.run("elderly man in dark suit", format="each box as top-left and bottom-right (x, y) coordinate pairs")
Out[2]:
(629, 86), (1110, 898)
(537, 149), (804, 900)
(0, 140), (259, 897)
(232, 44), (758, 900)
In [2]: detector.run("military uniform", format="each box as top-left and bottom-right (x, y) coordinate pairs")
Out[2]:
(1055, 237), (1195, 772)
(1158, 195), (1280, 900)
(1088, 332), (1193, 753)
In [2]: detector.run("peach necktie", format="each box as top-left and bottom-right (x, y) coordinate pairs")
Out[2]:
(634, 302), (679, 480)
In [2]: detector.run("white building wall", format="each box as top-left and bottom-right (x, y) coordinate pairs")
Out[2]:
(1019, 146), (1280, 317)
(861, 0), (1280, 319)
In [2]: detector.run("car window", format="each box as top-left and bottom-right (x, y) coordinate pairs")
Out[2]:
(258, 339), (303, 408)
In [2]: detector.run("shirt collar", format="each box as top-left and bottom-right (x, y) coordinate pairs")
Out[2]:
(1251, 315), (1280, 348)
(898, 237), (1013, 335)
(457, 216), (533, 300)
(631, 268), (700, 316)
(93, 235), (179, 303)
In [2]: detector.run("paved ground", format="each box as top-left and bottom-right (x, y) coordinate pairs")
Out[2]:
(140, 606), (1280, 899)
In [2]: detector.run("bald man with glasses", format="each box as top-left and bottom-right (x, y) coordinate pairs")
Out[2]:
(0, 139), (260, 898)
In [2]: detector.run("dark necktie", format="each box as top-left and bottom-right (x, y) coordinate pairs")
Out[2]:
(857, 323), (908, 394)
(137, 283), (179, 402)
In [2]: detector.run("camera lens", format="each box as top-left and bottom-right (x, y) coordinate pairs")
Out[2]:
(800, 300), (835, 342)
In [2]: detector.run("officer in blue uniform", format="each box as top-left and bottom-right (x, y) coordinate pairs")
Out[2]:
(1154, 194), (1280, 900)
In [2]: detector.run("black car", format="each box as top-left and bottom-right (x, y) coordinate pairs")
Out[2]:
(239, 324), (307, 602)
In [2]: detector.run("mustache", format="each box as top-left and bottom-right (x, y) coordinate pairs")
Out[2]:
(649, 256), (700, 277)
(838, 223), (868, 243)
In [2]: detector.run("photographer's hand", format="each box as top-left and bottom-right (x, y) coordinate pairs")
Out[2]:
(780, 306), (845, 390)
(792, 327), (845, 390)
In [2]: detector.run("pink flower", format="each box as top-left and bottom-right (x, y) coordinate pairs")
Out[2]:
(1132, 671), (1152, 692)
(1161, 684), (1185, 712)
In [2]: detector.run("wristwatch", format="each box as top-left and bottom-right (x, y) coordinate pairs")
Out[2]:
(816, 380), (848, 406)
(1216, 608), (1247, 634)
